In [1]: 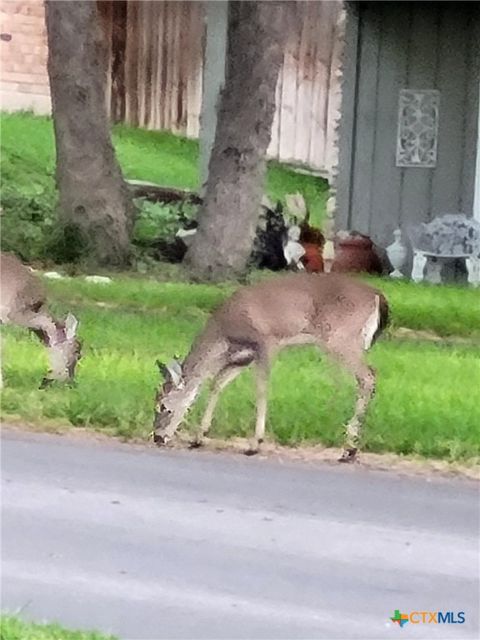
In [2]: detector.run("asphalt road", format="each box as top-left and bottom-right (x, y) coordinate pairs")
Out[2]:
(1, 429), (479, 640)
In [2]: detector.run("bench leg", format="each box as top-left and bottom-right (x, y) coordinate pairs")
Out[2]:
(425, 258), (443, 284)
(412, 252), (427, 283)
(466, 257), (480, 287)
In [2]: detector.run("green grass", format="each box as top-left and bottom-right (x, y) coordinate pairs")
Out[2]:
(366, 277), (480, 338)
(1, 112), (479, 462)
(1, 113), (328, 259)
(0, 615), (116, 640)
(1, 273), (479, 462)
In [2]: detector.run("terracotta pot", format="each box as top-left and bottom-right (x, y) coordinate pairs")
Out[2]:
(332, 235), (382, 274)
(301, 242), (324, 273)
(300, 224), (325, 246)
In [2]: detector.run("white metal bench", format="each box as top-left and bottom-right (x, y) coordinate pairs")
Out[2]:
(408, 214), (480, 287)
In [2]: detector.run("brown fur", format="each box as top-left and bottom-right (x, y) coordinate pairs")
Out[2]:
(0, 251), (81, 387)
(154, 272), (389, 461)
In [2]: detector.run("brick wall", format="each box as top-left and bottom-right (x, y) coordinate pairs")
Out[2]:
(0, 0), (51, 114)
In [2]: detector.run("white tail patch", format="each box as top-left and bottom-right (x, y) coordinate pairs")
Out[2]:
(362, 295), (380, 350)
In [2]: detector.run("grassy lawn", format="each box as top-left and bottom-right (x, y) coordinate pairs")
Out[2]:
(0, 112), (328, 261)
(1, 111), (479, 464)
(1, 273), (479, 463)
(0, 615), (116, 640)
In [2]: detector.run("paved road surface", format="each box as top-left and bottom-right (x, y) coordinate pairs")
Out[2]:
(1, 429), (479, 639)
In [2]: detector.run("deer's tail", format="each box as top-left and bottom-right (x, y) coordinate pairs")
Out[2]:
(371, 294), (390, 346)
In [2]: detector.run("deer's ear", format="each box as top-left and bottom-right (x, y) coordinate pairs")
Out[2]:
(156, 359), (169, 378)
(64, 313), (79, 340)
(156, 358), (184, 388)
(166, 358), (184, 388)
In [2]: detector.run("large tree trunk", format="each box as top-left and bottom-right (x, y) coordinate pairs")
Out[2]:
(45, 0), (135, 267)
(185, 1), (292, 281)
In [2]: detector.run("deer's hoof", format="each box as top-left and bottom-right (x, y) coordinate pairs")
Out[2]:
(244, 437), (263, 456)
(189, 439), (203, 449)
(153, 432), (167, 446)
(338, 447), (358, 463)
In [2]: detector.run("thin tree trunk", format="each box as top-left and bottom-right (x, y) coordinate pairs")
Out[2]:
(45, 0), (135, 267)
(185, 1), (293, 281)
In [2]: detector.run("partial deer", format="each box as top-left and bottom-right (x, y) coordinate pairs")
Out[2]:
(153, 272), (389, 462)
(0, 251), (81, 388)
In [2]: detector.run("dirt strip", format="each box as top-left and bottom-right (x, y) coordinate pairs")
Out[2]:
(2, 421), (478, 482)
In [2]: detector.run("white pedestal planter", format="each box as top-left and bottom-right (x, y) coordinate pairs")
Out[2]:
(283, 225), (306, 269)
(386, 229), (407, 278)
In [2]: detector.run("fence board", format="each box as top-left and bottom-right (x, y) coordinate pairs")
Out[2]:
(103, 0), (341, 171)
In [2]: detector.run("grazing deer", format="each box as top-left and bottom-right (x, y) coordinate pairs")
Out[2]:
(153, 272), (389, 462)
(0, 251), (81, 388)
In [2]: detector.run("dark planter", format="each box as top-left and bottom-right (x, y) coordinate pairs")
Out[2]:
(301, 242), (324, 272)
(332, 235), (382, 274)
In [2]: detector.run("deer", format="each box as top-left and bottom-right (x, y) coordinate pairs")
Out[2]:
(0, 251), (81, 389)
(153, 272), (389, 462)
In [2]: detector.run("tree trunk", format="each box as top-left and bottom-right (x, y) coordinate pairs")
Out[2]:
(45, 1), (135, 267)
(185, 1), (292, 281)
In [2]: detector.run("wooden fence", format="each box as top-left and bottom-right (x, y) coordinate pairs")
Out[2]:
(98, 0), (342, 171)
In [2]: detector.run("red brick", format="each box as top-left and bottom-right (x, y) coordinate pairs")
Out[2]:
(0, 80), (20, 90)
(1, 4), (17, 16)
(18, 81), (49, 94)
(2, 70), (37, 82)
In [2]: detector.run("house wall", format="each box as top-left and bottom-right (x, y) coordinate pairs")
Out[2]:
(0, 0), (50, 113)
(337, 1), (480, 247)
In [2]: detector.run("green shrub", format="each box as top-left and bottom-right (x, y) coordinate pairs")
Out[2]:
(1, 112), (328, 264)
(133, 199), (198, 244)
(0, 188), (56, 262)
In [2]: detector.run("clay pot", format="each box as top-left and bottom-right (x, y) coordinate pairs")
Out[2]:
(300, 224), (325, 246)
(301, 242), (324, 273)
(332, 235), (382, 274)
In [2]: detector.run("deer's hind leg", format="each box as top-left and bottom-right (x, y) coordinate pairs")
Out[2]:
(327, 296), (383, 462)
(0, 331), (3, 389)
(338, 358), (376, 463)
(192, 365), (245, 447)
(321, 341), (376, 463)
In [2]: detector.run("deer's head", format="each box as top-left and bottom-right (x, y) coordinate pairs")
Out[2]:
(153, 357), (192, 444)
(41, 313), (82, 387)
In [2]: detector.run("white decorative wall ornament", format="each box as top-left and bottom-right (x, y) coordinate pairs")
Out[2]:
(396, 89), (440, 168)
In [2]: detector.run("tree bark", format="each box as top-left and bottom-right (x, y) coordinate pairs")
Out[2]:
(45, 0), (135, 267)
(185, 1), (293, 281)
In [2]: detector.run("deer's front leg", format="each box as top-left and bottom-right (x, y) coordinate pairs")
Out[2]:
(192, 365), (244, 447)
(11, 310), (59, 387)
